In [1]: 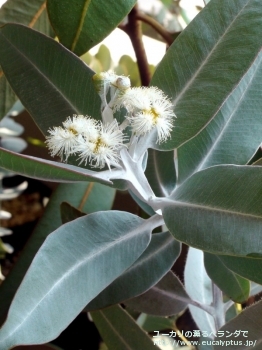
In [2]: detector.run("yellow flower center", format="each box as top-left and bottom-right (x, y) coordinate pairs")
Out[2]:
(93, 137), (106, 153)
(145, 108), (159, 124)
(67, 126), (78, 135)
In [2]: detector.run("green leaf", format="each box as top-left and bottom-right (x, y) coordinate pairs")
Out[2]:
(0, 211), (152, 348)
(86, 231), (181, 311)
(91, 305), (160, 350)
(217, 255), (262, 285)
(214, 300), (262, 350)
(60, 201), (85, 224)
(46, 0), (136, 56)
(145, 149), (176, 197)
(0, 148), (112, 185)
(116, 55), (140, 87)
(204, 253), (250, 303)
(151, 0), (262, 150)
(177, 51), (262, 184)
(0, 23), (101, 135)
(0, 0), (51, 31)
(137, 313), (175, 333)
(129, 191), (155, 216)
(125, 271), (189, 316)
(163, 165), (262, 257)
(0, 0), (53, 118)
(0, 78), (17, 121)
(184, 248), (215, 334)
(95, 45), (112, 71)
(0, 181), (115, 325)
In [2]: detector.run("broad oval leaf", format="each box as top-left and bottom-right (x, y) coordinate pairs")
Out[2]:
(0, 0), (53, 118)
(145, 149), (176, 197)
(91, 305), (161, 350)
(184, 248), (216, 334)
(0, 23), (101, 136)
(47, 0), (136, 56)
(204, 253), (250, 303)
(125, 271), (190, 316)
(0, 181), (115, 324)
(0, 148), (113, 185)
(218, 255), (262, 286)
(0, 211), (153, 348)
(86, 231), (181, 311)
(163, 165), (262, 257)
(214, 300), (262, 350)
(151, 0), (262, 150)
(177, 51), (262, 184)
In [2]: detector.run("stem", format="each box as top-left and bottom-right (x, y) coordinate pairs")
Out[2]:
(212, 283), (225, 330)
(112, 148), (156, 204)
(122, 5), (151, 86)
(136, 11), (174, 46)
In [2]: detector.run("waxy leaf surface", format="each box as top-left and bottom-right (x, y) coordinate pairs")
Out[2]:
(163, 165), (262, 257)
(151, 0), (262, 150)
(91, 305), (160, 350)
(0, 0), (53, 117)
(0, 211), (152, 348)
(177, 51), (262, 184)
(0, 182), (115, 324)
(0, 24), (101, 135)
(86, 231), (180, 310)
(47, 0), (136, 56)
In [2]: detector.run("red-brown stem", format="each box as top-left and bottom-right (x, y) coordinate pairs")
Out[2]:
(136, 11), (174, 46)
(122, 5), (151, 86)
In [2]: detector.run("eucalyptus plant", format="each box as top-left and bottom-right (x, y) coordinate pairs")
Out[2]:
(0, 0), (262, 349)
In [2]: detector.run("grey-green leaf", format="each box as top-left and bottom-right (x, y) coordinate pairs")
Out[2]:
(163, 165), (262, 257)
(185, 248), (215, 334)
(125, 271), (189, 316)
(86, 231), (181, 311)
(151, 0), (262, 150)
(177, 51), (262, 184)
(0, 211), (151, 348)
(0, 0), (53, 118)
(0, 182), (115, 324)
(0, 23), (101, 135)
(204, 253), (250, 303)
(218, 255), (262, 285)
(214, 300), (262, 350)
(47, 0), (136, 56)
(145, 149), (176, 197)
(0, 148), (112, 185)
(91, 305), (161, 350)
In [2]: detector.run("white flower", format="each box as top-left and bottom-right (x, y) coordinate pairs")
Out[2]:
(46, 115), (98, 161)
(76, 120), (125, 169)
(113, 86), (175, 143)
(46, 126), (78, 161)
(113, 87), (151, 112)
(63, 114), (97, 136)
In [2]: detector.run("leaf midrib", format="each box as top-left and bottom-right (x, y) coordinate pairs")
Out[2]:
(71, 0), (92, 52)
(173, 0), (250, 107)
(1, 216), (149, 343)
(0, 27), (81, 115)
(167, 199), (262, 220)
(196, 52), (262, 173)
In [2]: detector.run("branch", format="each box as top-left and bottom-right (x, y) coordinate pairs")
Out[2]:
(136, 11), (174, 46)
(121, 5), (151, 86)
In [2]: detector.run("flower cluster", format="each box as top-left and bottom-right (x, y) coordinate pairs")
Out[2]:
(46, 115), (124, 169)
(45, 71), (176, 170)
(114, 86), (175, 143)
